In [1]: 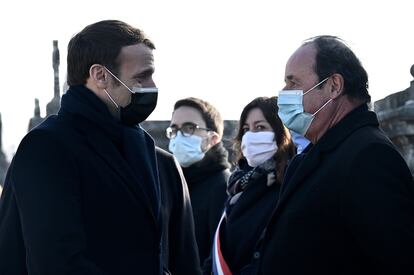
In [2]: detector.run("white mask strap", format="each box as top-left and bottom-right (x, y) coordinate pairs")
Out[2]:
(104, 66), (158, 94)
(312, 98), (332, 117)
(103, 88), (119, 109)
(104, 66), (134, 94)
(303, 77), (329, 96)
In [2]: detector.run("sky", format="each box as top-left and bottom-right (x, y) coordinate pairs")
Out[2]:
(0, 0), (413, 161)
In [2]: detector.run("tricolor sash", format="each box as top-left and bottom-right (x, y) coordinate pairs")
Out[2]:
(212, 211), (233, 275)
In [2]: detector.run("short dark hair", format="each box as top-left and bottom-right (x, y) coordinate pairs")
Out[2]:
(67, 20), (155, 86)
(173, 97), (224, 138)
(303, 35), (370, 103)
(234, 97), (295, 183)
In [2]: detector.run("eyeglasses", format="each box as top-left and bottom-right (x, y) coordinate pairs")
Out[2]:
(166, 122), (211, 139)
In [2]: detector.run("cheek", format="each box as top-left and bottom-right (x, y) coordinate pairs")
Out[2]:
(201, 137), (210, 151)
(120, 92), (132, 107)
(307, 88), (331, 113)
(303, 95), (322, 113)
(111, 85), (131, 107)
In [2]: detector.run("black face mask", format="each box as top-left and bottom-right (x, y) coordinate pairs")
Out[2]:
(121, 91), (158, 126)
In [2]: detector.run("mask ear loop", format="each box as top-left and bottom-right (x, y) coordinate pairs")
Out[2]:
(104, 66), (134, 94)
(302, 76), (332, 116)
(303, 77), (329, 96)
(312, 98), (332, 117)
(103, 88), (119, 109)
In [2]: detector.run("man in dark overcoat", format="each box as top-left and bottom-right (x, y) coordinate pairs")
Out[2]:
(0, 20), (201, 275)
(256, 35), (414, 275)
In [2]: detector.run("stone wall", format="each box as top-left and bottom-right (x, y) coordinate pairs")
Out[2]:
(374, 65), (414, 175)
(0, 113), (10, 187)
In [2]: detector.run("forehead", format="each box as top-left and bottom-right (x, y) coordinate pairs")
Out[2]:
(118, 43), (154, 76)
(171, 106), (206, 127)
(245, 108), (266, 124)
(285, 43), (318, 83)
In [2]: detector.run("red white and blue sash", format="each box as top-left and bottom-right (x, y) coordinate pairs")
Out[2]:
(212, 211), (233, 275)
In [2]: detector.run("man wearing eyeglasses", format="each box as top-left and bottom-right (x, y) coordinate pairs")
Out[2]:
(167, 97), (231, 267)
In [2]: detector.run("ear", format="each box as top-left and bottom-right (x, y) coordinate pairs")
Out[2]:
(208, 131), (221, 146)
(89, 64), (109, 89)
(329, 73), (344, 99)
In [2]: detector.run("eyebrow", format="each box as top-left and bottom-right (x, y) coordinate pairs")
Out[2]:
(169, 122), (196, 128)
(243, 120), (267, 126)
(285, 75), (296, 82)
(132, 67), (154, 79)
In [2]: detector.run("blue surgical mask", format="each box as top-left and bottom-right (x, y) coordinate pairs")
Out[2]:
(277, 77), (331, 136)
(168, 132), (205, 167)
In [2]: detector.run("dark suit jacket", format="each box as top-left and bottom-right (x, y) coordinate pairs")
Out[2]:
(157, 147), (202, 275)
(257, 105), (414, 275)
(0, 105), (200, 274)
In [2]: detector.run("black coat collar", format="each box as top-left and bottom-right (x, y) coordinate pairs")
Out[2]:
(59, 85), (160, 230)
(277, 104), (379, 211)
(316, 104), (379, 153)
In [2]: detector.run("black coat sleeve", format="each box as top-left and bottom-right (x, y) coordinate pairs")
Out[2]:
(0, 163), (29, 275)
(342, 142), (414, 274)
(9, 129), (104, 274)
(157, 148), (202, 275)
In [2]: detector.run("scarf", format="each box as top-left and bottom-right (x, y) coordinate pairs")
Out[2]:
(226, 158), (276, 207)
(212, 157), (276, 275)
(182, 142), (231, 185)
(59, 85), (161, 219)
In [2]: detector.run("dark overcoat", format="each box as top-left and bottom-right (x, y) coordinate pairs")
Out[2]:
(256, 105), (414, 275)
(0, 86), (201, 275)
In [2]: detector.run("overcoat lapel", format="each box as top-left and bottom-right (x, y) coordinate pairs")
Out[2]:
(276, 145), (322, 211)
(272, 105), (379, 219)
(57, 86), (160, 230)
(85, 129), (159, 229)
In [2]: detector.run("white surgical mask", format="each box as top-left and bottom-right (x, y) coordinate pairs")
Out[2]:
(241, 131), (278, 167)
(168, 132), (205, 167)
(277, 77), (331, 136)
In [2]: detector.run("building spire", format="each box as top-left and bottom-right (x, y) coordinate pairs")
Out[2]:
(28, 98), (44, 131)
(46, 40), (61, 116)
(53, 40), (60, 98)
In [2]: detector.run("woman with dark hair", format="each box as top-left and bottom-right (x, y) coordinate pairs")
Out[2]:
(204, 96), (295, 274)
